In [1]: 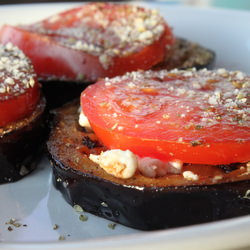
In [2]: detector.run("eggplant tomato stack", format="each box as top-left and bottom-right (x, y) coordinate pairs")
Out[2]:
(0, 3), (215, 108)
(0, 43), (46, 184)
(47, 68), (250, 230)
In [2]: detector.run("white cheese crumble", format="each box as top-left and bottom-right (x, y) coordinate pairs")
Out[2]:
(212, 175), (223, 183)
(89, 149), (138, 179)
(168, 160), (183, 173)
(243, 190), (250, 200)
(183, 171), (199, 181)
(79, 111), (92, 131)
(88, 149), (184, 179)
(137, 157), (183, 178)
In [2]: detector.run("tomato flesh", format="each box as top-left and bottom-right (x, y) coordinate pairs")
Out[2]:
(81, 69), (250, 165)
(0, 87), (40, 127)
(0, 3), (174, 82)
(0, 43), (40, 127)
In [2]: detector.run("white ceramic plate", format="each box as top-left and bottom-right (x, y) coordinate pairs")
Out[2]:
(0, 2), (250, 250)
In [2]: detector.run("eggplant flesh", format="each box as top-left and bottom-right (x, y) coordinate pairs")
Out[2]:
(47, 101), (250, 230)
(0, 98), (47, 184)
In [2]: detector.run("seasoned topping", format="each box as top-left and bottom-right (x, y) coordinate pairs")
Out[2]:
(26, 3), (168, 69)
(85, 68), (249, 141)
(81, 68), (250, 164)
(0, 43), (37, 99)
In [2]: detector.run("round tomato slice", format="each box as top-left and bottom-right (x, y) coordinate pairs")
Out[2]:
(0, 3), (174, 82)
(0, 43), (40, 127)
(81, 69), (250, 165)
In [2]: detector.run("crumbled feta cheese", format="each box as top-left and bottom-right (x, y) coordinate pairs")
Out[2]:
(137, 157), (183, 177)
(89, 149), (138, 179)
(79, 111), (92, 131)
(243, 190), (250, 200)
(167, 160), (183, 174)
(212, 175), (223, 183)
(183, 171), (199, 181)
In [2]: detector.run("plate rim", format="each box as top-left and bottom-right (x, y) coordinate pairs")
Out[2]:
(0, 2), (249, 249)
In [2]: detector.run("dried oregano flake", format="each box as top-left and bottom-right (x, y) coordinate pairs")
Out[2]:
(108, 223), (117, 230)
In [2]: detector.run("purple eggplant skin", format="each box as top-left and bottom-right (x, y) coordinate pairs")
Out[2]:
(0, 98), (47, 184)
(50, 154), (250, 230)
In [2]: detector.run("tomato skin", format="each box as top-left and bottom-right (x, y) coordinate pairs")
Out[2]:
(0, 85), (40, 127)
(89, 122), (250, 165)
(81, 69), (250, 165)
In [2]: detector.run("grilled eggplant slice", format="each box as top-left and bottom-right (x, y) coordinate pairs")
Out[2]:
(154, 37), (215, 70)
(0, 98), (46, 184)
(47, 101), (250, 230)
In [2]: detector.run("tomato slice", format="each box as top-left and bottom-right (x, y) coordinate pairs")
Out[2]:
(0, 43), (40, 127)
(81, 69), (250, 165)
(0, 3), (174, 82)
